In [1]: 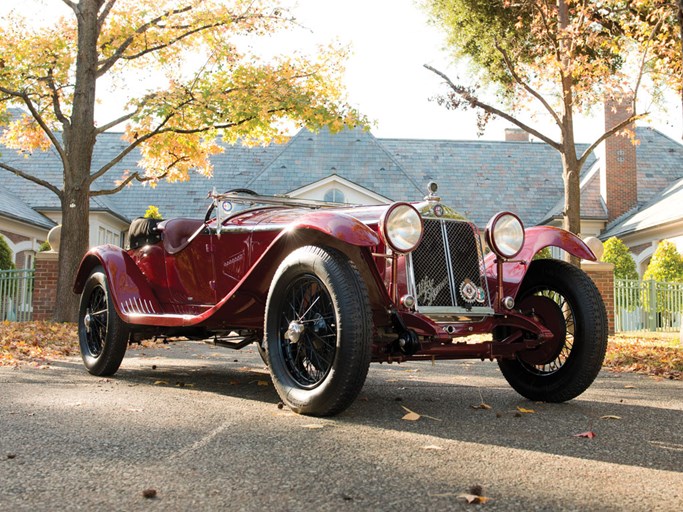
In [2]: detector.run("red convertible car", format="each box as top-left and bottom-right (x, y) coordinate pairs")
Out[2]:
(74, 184), (607, 416)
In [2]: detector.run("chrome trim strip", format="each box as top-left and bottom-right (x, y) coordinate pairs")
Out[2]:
(440, 219), (458, 307)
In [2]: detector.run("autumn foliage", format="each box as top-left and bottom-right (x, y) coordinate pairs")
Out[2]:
(0, 0), (363, 322)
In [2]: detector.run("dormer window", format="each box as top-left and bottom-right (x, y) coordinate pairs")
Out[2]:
(324, 188), (345, 203)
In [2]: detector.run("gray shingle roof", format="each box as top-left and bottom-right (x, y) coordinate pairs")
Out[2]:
(600, 177), (683, 239)
(0, 188), (55, 229)
(1, 120), (682, 234)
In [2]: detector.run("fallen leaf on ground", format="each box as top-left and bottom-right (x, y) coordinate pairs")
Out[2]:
(516, 406), (535, 414)
(401, 406), (421, 421)
(600, 415), (621, 420)
(153, 380), (168, 385)
(458, 493), (491, 504)
(470, 403), (492, 410)
(573, 431), (597, 439)
(624, 385), (636, 389)
(422, 445), (445, 451)
(303, 424), (325, 429)
(142, 489), (157, 499)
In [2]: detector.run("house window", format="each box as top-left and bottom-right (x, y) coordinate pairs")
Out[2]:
(324, 188), (345, 203)
(98, 226), (121, 247)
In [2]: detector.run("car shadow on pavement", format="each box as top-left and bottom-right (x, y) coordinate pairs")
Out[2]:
(84, 342), (683, 475)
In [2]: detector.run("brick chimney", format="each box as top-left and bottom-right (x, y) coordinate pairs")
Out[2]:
(601, 96), (638, 222)
(504, 127), (529, 142)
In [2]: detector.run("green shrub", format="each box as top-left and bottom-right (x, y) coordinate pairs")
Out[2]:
(644, 240), (683, 283)
(0, 235), (15, 270)
(533, 247), (552, 260)
(602, 237), (638, 281)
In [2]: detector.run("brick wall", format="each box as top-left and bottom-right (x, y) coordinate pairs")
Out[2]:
(0, 229), (30, 245)
(32, 251), (59, 321)
(504, 128), (529, 142)
(602, 96), (637, 222)
(581, 261), (615, 335)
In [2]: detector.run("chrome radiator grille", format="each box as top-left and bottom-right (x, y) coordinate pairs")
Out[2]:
(408, 219), (492, 316)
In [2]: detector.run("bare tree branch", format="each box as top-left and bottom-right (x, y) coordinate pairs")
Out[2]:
(494, 41), (563, 129)
(42, 69), (70, 128)
(96, 5), (193, 77)
(97, 0), (118, 31)
(0, 162), (63, 198)
(578, 112), (649, 168)
(0, 86), (69, 163)
(61, 0), (77, 12)
(90, 168), (171, 196)
(424, 64), (562, 151)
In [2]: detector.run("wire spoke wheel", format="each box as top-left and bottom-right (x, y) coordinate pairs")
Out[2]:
(498, 259), (608, 403)
(265, 246), (372, 416)
(78, 267), (129, 376)
(517, 287), (575, 375)
(84, 286), (108, 357)
(278, 274), (337, 388)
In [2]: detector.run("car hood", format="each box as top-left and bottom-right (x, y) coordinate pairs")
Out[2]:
(223, 201), (468, 228)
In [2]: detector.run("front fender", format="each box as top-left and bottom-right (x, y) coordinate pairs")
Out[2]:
(73, 245), (163, 322)
(486, 226), (596, 301)
(287, 211), (380, 247)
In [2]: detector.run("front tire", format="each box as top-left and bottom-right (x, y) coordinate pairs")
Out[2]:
(498, 259), (608, 402)
(264, 246), (372, 416)
(78, 266), (130, 376)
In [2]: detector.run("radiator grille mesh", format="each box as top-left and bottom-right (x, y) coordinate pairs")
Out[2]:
(410, 219), (490, 311)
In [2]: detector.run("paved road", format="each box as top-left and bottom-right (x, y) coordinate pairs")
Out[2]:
(1, 341), (682, 511)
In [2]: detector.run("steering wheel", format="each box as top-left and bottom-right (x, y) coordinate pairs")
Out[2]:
(204, 188), (258, 223)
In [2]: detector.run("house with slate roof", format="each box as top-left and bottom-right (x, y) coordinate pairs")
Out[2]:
(1, 104), (682, 275)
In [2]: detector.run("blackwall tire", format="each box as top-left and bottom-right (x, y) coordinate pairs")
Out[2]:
(498, 259), (608, 402)
(78, 266), (130, 376)
(264, 246), (372, 416)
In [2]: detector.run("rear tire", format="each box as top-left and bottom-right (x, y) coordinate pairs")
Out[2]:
(78, 266), (130, 376)
(498, 259), (607, 402)
(264, 246), (372, 416)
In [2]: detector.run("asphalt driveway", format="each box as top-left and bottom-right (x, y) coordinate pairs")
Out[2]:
(1, 341), (682, 511)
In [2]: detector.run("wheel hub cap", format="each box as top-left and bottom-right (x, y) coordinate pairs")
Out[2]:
(284, 321), (305, 344)
(84, 312), (92, 334)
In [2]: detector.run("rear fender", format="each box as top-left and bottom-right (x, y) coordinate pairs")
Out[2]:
(485, 226), (596, 301)
(73, 245), (163, 322)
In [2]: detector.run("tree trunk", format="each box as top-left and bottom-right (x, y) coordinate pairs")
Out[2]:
(53, 0), (100, 322)
(557, 0), (581, 266)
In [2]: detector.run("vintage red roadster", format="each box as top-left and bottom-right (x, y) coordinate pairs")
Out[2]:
(74, 183), (607, 416)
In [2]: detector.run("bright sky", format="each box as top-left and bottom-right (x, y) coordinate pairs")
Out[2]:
(2, 0), (682, 143)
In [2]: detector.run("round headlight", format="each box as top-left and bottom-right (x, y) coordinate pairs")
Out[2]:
(380, 203), (423, 253)
(486, 212), (525, 259)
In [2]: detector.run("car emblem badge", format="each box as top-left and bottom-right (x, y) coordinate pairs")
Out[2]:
(459, 279), (478, 303)
(221, 200), (233, 213)
(432, 204), (444, 217)
(477, 287), (486, 303)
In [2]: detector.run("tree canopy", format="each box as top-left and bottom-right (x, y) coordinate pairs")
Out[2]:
(644, 240), (683, 282)
(602, 237), (639, 280)
(422, 0), (664, 249)
(0, 0), (364, 320)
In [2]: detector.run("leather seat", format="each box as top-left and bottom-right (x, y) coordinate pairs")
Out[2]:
(157, 218), (206, 255)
